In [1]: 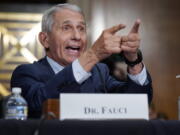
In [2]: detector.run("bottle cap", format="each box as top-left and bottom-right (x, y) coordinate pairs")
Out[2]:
(12, 87), (22, 94)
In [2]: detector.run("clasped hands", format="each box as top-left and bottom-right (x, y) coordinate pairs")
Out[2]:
(92, 19), (141, 62)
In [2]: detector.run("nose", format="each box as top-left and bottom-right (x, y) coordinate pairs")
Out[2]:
(72, 29), (81, 41)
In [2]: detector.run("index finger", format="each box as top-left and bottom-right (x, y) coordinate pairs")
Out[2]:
(105, 24), (126, 34)
(129, 19), (141, 34)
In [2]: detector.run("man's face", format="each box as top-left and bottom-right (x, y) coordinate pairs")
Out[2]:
(46, 9), (87, 66)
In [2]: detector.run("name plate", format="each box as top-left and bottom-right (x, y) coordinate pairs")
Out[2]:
(60, 94), (149, 120)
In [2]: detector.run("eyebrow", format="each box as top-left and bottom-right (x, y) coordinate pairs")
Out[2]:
(62, 20), (86, 26)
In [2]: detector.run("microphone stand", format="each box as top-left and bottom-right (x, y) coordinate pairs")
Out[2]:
(33, 112), (57, 135)
(176, 75), (180, 79)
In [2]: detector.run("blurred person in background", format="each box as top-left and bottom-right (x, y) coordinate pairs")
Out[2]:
(101, 54), (127, 81)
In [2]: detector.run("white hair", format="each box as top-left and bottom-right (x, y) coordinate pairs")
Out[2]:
(41, 3), (84, 33)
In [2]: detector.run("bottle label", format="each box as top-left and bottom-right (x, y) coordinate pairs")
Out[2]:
(5, 106), (28, 120)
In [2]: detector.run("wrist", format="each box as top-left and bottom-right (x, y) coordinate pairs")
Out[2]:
(123, 49), (143, 67)
(128, 62), (143, 75)
(78, 48), (99, 72)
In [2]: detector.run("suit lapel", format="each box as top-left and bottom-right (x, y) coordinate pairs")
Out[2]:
(38, 56), (55, 75)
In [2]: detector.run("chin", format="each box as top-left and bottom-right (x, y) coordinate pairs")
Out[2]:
(67, 58), (77, 64)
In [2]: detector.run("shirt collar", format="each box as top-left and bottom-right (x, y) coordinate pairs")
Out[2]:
(46, 56), (64, 74)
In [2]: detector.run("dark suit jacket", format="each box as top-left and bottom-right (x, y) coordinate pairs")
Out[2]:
(11, 57), (152, 118)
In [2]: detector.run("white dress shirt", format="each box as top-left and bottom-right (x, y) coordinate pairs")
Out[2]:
(46, 56), (148, 86)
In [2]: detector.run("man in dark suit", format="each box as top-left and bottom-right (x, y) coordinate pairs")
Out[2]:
(11, 4), (152, 118)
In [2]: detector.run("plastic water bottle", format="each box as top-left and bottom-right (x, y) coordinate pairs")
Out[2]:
(3, 87), (28, 120)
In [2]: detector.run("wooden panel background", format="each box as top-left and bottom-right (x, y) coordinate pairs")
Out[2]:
(69, 0), (180, 119)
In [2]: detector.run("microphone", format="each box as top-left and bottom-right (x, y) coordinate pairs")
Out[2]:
(176, 75), (180, 79)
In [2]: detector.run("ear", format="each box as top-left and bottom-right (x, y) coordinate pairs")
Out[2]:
(38, 32), (50, 50)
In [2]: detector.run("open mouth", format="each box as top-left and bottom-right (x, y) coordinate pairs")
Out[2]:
(66, 46), (80, 51)
(65, 45), (81, 57)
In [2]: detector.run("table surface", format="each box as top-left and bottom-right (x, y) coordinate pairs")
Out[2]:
(0, 119), (180, 135)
